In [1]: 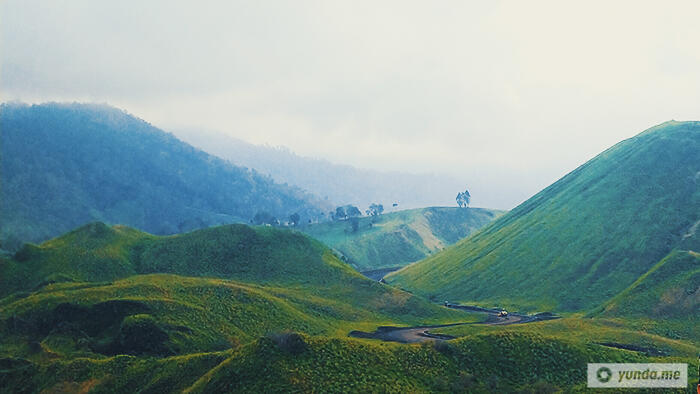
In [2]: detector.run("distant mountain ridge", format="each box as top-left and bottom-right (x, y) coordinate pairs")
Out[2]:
(0, 102), (328, 247)
(387, 121), (700, 313)
(174, 128), (465, 209)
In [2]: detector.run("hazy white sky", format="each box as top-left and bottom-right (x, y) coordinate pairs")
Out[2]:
(2, 1), (700, 208)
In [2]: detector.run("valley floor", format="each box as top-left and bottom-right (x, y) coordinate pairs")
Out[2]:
(347, 303), (561, 343)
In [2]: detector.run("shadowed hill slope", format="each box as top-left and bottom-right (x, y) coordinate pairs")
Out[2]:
(598, 251), (699, 318)
(386, 121), (700, 312)
(0, 102), (326, 248)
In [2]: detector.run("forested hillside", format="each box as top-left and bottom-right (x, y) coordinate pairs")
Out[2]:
(0, 103), (327, 248)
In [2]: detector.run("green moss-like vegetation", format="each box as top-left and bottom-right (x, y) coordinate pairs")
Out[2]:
(433, 317), (698, 356)
(7, 330), (683, 394)
(0, 351), (231, 394)
(185, 331), (691, 393)
(596, 250), (699, 320)
(0, 273), (466, 360)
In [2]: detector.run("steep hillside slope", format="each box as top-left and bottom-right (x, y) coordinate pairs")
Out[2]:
(387, 121), (700, 312)
(593, 228), (699, 319)
(0, 102), (326, 248)
(299, 207), (504, 272)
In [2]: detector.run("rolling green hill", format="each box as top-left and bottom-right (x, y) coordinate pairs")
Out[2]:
(0, 223), (464, 362)
(299, 207), (504, 272)
(1, 221), (391, 295)
(386, 121), (700, 313)
(0, 102), (327, 250)
(6, 326), (693, 393)
(0, 206), (697, 393)
(187, 331), (649, 393)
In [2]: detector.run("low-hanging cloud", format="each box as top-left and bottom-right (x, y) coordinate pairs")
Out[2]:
(2, 0), (699, 209)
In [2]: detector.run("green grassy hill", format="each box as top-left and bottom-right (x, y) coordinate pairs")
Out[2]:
(1, 221), (362, 295)
(1, 220), (697, 392)
(386, 121), (700, 313)
(3, 312), (697, 393)
(0, 223), (464, 362)
(596, 249), (699, 319)
(587, 243), (700, 340)
(0, 102), (327, 250)
(0, 274), (460, 359)
(6, 326), (694, 393)
(187, 332), (649, 393)
(299, 207), (504, 272)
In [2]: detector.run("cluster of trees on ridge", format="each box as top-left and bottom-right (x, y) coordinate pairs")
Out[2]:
(251, 187), (471, 234)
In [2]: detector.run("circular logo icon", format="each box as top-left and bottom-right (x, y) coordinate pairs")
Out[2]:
(596, 367), (612, 383)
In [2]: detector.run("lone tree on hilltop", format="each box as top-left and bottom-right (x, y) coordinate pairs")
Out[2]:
(456, 189), (471, 208)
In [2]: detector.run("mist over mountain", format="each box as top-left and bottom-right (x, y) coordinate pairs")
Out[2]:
(0, 102), (328, 248)
(174, 129), (466, 210)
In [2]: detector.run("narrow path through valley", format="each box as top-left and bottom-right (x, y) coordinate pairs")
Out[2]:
(348, 304), (559, 343)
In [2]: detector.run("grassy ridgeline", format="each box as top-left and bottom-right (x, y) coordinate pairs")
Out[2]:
(387, 121), (700, 314)
(299, 207), (504, 272)
(1, 222), (361, 296)
(0, 223), (466, 362)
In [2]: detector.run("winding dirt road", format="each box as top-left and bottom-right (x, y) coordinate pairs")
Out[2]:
(348, 304), (558, 343)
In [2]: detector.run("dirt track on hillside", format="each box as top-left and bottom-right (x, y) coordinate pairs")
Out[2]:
(348, 304), (558, 343)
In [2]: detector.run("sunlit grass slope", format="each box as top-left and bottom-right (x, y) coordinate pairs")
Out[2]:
(1, 221), (366, 296)
(0, 273), (461, 361)
(185, 332), (674, 393)
(387, 121), (700, 312)
(433, 317), (698, 355)
(3, 318), (697, 393)
(2, 331), (668, 394)
(299, 207), (503, 271)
